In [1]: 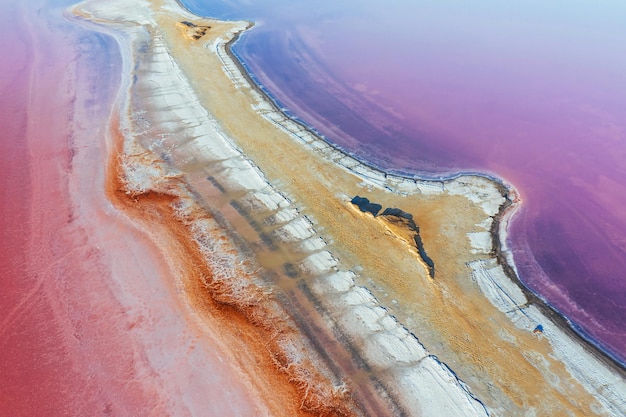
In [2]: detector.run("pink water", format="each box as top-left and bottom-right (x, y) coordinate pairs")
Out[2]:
(0, 1), (269, 414)
(182, 0), (626, 364)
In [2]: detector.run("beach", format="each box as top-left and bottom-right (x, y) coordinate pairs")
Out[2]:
(2, 0), (622, 415)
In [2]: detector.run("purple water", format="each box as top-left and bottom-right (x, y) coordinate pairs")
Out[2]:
(181, 0), (626, 364)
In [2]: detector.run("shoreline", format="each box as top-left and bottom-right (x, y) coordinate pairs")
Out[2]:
(76, 0), (626, 415)
(490, 184), (626, 376)
(211, 2), (626, 376)
(217, 10), (512, 182)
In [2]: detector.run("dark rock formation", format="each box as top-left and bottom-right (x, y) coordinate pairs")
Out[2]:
(351, 196), (382, 216)
(350, 196), (435, 278)
(380, 207), (435, 278)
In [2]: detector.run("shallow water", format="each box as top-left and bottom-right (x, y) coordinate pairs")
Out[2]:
(180, 0), (626, 364)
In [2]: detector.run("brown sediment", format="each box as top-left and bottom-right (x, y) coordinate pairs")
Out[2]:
(104, 117), (356, 417)
(177, 21), (210, 40)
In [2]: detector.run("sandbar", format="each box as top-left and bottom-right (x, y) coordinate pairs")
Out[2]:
(74, 0), (626, 415)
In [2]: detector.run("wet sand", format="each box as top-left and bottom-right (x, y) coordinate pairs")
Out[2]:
(41, 0), (626, 415)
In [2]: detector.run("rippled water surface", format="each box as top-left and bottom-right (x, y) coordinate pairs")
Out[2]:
(181, 0), (626, 363)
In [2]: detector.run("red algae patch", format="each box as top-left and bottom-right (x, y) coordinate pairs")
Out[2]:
(106, 120), (357, 417)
